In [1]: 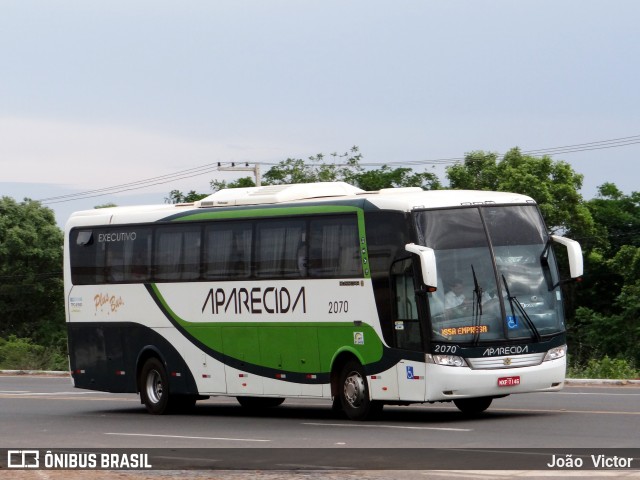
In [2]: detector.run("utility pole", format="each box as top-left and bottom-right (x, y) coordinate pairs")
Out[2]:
(217, 163), (261, 186)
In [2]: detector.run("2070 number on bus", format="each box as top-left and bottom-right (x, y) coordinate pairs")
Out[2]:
(329, 301), (348, 314)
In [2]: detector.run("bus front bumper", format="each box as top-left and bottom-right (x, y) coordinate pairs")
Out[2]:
(424, 356), (566, 402)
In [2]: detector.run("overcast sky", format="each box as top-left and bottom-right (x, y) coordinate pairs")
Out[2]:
(2, 1), (639, 226)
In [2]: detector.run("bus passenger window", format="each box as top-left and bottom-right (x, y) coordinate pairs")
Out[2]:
(70, 230), (104, 285)
(255, 220), (305, 278)
(309, 216), (362, 278)
(106, 244), (125, 283)
(126, 228), (152, 282)
(204, 222), (252, 279)
(154, 226), (201, 281)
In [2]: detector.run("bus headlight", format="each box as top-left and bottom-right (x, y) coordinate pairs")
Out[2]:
(426, 354), (468, 367)
(543, 345), (567, 362)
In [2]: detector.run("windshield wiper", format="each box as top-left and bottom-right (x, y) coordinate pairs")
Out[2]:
(501, 274), (542, 343)
(471, 265), (483, 345)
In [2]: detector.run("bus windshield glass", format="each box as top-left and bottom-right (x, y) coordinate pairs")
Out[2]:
(415, 205), (565, 345)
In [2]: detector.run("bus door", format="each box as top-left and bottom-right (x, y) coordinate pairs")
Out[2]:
(391, 258), (427, 402)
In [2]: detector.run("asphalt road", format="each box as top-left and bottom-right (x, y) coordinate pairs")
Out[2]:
(0, 375), (639, 476)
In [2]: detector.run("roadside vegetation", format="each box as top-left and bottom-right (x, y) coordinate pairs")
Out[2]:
(2, 147), (639, 378)
(567, 356), (639, 380)
(0, 335), (67, 371)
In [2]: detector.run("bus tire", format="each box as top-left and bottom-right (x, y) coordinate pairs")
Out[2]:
(331, 395), (345, 417)
(454, 396), (493, 416)
(338, 360), (382, 421)
(236, 396), (285, 409)
(139, 357), (171, 415)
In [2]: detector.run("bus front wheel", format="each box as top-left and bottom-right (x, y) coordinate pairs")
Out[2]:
(338, 360), (382, 420)
(140, 357), (171, 414)
(453, 397), (493, 415)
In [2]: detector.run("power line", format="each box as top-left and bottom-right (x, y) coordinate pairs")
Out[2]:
(37, 162), (225, 203)
(362, 135), (640, 167)
(521, 134), (640, 154)
(521, 136), (640, 157)
(36, 134), (640, 205)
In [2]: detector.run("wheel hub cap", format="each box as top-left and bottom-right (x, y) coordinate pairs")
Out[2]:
(344, 371), (365, 408)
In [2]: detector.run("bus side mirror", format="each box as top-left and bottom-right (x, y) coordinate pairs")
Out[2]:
(405, 243), (438, 290)
(551, 235), (583, 279)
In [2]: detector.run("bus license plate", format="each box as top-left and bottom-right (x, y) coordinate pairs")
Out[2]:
(498, 376), (520, 387)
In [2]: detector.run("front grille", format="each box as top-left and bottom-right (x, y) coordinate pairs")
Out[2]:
(466, 352), (545, 370)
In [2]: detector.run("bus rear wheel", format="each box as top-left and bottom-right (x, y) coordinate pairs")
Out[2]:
(454, 397), (493, 415)
(140, 357), (172, 414)
(338, 360), (382, 420)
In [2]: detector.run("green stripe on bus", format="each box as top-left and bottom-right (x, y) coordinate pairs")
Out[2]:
(172, 205), (362, 221)
(149, 283), (384, 374)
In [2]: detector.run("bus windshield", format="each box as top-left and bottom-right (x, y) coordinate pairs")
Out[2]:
(415, 205), (565, 345)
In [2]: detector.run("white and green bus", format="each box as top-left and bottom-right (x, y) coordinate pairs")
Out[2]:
(64, 182), (582, 420)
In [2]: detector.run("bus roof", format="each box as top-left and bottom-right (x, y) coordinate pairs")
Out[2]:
(195, 181), (365, 207)
(194, 182), (535, 210)
(65, 182), (536, 228)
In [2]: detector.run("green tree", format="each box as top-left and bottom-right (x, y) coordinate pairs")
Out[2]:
(262, 147), (362, 185)
(221, 147), (441, 191)
(573, 281), (640, 367)
(577, 185), (640, 318)
(210, 176), (256, 192)
(352, 165), (441, 191)
(571, 185), (640, 366)
(167, 176), (258, 203)
(446, 148), (594, 237)
(165, 190), (209, 204)
(170, 146), (441, 200)
(584, 183), (640, 255)
(0, 197), (64, 342)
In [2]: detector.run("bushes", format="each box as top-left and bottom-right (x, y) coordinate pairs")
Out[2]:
(0, 335), (67, 371)
(567, 355), (639, 380)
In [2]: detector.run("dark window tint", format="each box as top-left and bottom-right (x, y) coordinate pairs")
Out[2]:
(70, 228), (152, 284)
(255, 219), (305, 278)
(154, 226), (201, 281)
(308, 216), (362, 277)
(69, 213), (365, 285)
(391, 258), (423, 351)
(70, 230), (104, 284)
(482, 205), (546, 246)
(204, 221), (252, 278)
(363, 211), (409, 347)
